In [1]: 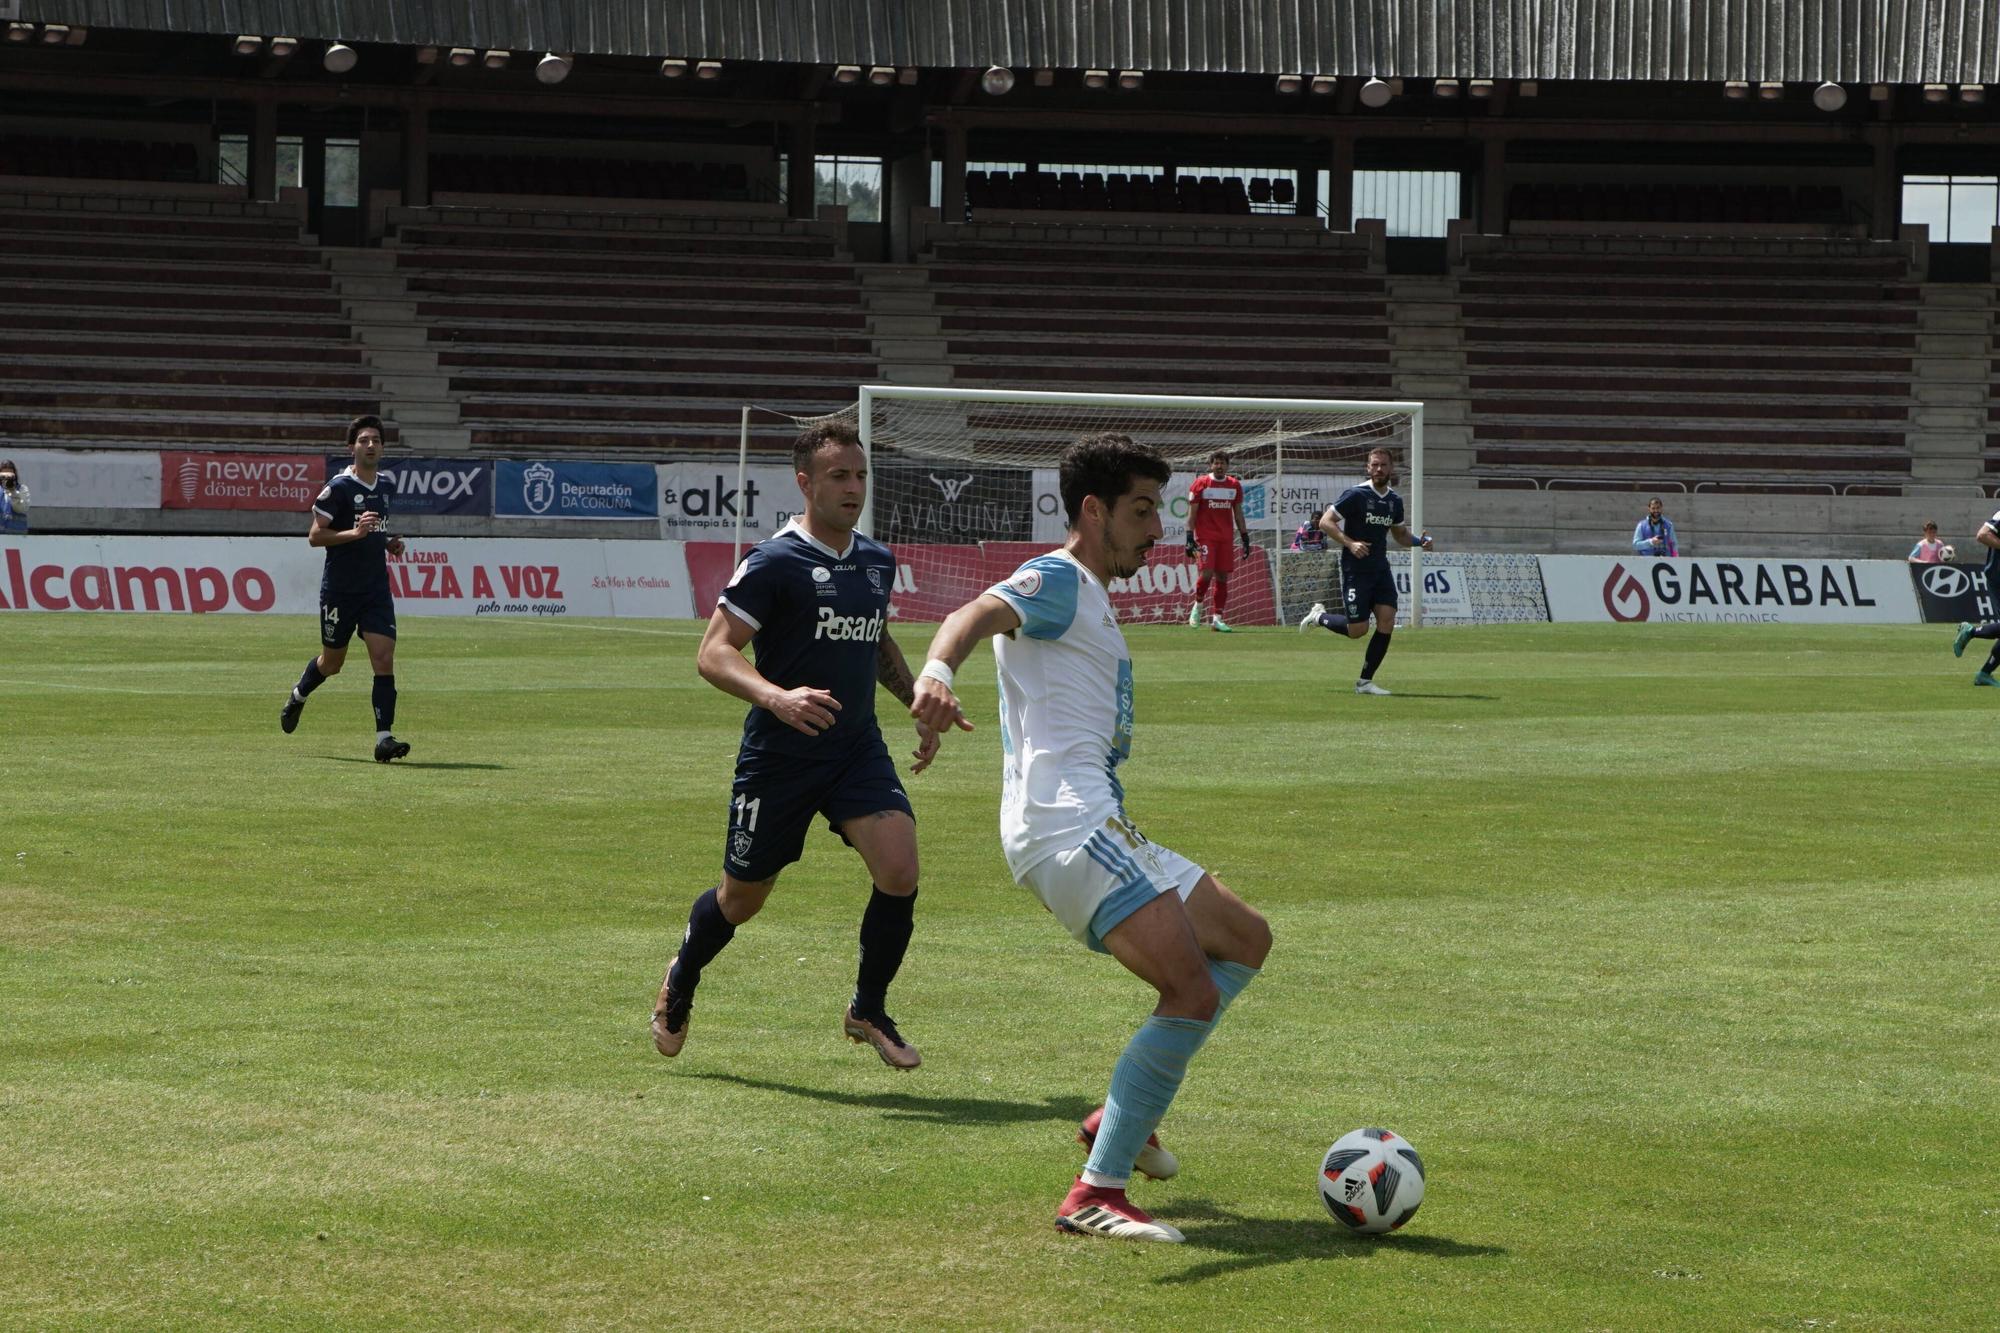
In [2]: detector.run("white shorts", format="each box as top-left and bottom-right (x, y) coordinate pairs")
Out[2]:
(1018, 815), (1206, 953)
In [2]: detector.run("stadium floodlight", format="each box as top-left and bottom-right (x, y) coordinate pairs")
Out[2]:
(39, 24), (68, 44)
(1309, 74), (1337, 95)
(1961, 84), (1986, 104)
(1923, 83), (1950, 102)
(1276, 73), (1303, 94)
(1117, 69), (1144, 90)
(1082, 68), (1111, 89)
(448, 46), (476, 67)
(1723, 80), (1750, 99)
(694, 60), (722, 79)
(867, 65), (895, 85)
(5, 21), (31, 42)
(482, 49), (509, 70)
(535, 52), (573, 84)
(234, 34), (263, 56)
(1433, 78), (1461, 98)
(1468, 78), (1494, 97)
(833, 64), (862, 83)
(658, 57), (687, 77)
(323, 42), (358, 73)
(1812, 81), (1847, 111)
(981, 66), (1017, 95)
(1758, 80), (1784, 100)
(268, 35), (298, 58)
(1359, 77), (1393, 107)
(414, 45), (440, 64)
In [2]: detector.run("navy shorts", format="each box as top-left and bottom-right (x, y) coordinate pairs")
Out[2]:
(320, 587), (397, 648)
(1340, 559), (1398, 617)
(723, 735), (913, 883)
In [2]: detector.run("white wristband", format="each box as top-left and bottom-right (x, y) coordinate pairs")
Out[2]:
(918, 659), (955, 689)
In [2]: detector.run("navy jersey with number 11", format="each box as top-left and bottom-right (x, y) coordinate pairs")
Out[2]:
(719, 519), (896, 758)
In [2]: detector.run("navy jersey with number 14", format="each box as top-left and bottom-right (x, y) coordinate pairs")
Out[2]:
(719, 518), (897, 758)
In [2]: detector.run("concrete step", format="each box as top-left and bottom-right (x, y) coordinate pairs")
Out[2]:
(869, 314), (943, 336)
(352, 323), (432, 349)
(365, 348), (442, 374)
(344, 298), (420, 322)
(373, 373), (455, 399)
(873, 338), (946, 360)
(862, 292), (939, 315)
(334, 275), (412, 299)
(877, 364), (954, 385)
(325, 249), (398, 274)
(389, 401), (464, 426)
(395, 424), (473, 449)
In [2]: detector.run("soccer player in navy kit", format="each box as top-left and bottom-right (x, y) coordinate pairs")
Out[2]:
(279, 415), (411, 762)
(1950, 507), (2000, 685)
(652, 420), (942, 1070)
(1298, 447), (1432, 696)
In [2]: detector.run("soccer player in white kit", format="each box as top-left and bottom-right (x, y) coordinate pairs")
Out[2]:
(912, 433), (1272, 1243)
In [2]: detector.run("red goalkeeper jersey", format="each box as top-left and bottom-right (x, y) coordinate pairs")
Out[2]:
(1188, 473), (1244, 545)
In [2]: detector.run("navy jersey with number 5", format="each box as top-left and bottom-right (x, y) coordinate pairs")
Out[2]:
(719, 519), (896, 757)
(312, 468), (393, 598)
(1332, 483), (1405, 567)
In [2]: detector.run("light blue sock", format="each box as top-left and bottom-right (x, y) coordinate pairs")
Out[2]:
(1083, 1014), (1212, 1187)
(1209, 959), (1259, 1019)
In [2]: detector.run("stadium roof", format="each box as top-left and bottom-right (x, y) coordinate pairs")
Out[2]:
(15, 0), (2000, 85)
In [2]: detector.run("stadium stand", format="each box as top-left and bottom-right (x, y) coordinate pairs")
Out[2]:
(919, 219), (1394, 398)
(1505, 182), (1852, 232)
(963, 169), (1287, 218)
(386, 208), (873, 455)
(1456, 234), (1923, 492)
(0, 135), (202, 184)
(429, 154), (754, 204)
(0, 199), (388, 452)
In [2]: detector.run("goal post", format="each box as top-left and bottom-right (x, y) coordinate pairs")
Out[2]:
(767, 385), (1427, 626)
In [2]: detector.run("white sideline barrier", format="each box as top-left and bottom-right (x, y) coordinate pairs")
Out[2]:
(3, 450), (163, 510)
(0, 537), (694, 618)
(1541, 555), (1920, 624)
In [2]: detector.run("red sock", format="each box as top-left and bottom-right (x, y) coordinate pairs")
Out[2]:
(1194, 573), (1212, 603)
(1212, 580), (1229, 614)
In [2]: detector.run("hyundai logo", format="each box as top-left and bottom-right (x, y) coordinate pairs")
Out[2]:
(1923, 565), (1970, 598)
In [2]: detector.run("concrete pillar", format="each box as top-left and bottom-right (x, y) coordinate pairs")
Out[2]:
(1871, 137), (1899, 240)
(1481, 137), (1507, 233)
(250, 100), (278, 202)
(1295, 149), (1320, 219)
(787, 119), (817, 220)
(887, 149), (930, 261)
(1327, 136), (1355, 231)
(400, 103), (429, 208)
(940, 124), (967, 224)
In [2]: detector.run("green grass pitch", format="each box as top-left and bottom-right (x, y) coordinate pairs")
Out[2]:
(3, 613), (1996, 1330)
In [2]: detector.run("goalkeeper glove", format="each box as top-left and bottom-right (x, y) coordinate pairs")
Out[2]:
(1184, 536), (1199, 559)
(1240, 532), (1252, 555)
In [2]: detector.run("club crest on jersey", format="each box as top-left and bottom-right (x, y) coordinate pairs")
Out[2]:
(1009, 569), (1042, 597)
(866, 566), (883, 592)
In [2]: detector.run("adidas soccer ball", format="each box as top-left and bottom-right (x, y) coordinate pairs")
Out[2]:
(1318, 1127), (1425, 1234)
(1943, 545), (1957, 561)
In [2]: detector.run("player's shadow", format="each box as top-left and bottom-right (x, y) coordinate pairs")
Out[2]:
(1386, 691), (1500, 701)
(1157, 1198), (1505, 1285)
(688, 1071), (1094, 1128)
(319, 757), (509, 770)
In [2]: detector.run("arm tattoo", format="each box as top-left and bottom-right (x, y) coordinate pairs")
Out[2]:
(876, 634), (916, 706)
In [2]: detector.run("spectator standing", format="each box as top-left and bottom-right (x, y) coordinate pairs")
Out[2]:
(0, 460), (27, 534)
(1632, 497), (1677, 557)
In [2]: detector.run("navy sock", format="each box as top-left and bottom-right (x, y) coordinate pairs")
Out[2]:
(1317, 610), (1350, 632)
(1986, 644), (2000, 673)
(293, 657), (327, 700)
(1360, 630), (1392, 680)
(670, 887), (737, 994)
(371, 674), (396, 732)
(1974, 623), (2000, 640)
(853, 886), (917, 1019)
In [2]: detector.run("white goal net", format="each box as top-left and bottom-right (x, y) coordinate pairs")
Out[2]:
(738, 386), (1426, 626)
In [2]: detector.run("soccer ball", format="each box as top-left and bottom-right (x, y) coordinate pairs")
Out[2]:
(1943, 545), (1957, 561)
(1318, 1127), (1425, 1234)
